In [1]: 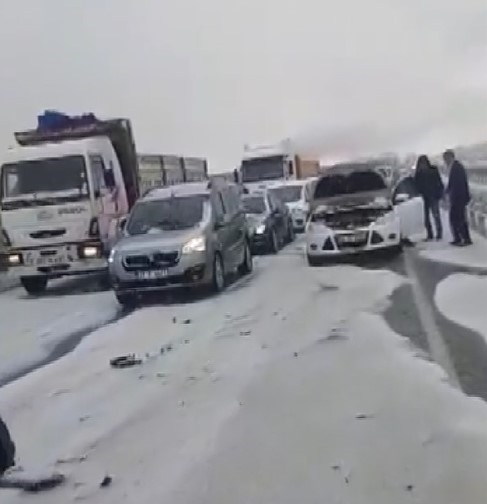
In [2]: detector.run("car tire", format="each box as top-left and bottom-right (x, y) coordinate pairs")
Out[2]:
(287, 220), (295, 243)
(388, 243), (403, 257)
(238, 241), (253, 276)
(115, 291), (137, 308)
(20, 276), (48, 295)
(307, 254), (322, 267)
(270, 229), (279, 254)
(212, 253), (225, 293)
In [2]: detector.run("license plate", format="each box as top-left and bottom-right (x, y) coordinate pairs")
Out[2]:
(25, 252), (67, 266)
(136, 269), (168, 280)
(339, 233), (366, 244)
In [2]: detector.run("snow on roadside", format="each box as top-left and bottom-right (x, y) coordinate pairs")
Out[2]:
(435, 273), (487, 342)
(0, 290), (119, 384)
(2, 249), (487, 503)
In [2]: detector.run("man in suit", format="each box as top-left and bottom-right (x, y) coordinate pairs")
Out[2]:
(443, 150), (472, 246)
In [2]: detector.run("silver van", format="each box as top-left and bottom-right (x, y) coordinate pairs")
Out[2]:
(108, 181), (252, 306)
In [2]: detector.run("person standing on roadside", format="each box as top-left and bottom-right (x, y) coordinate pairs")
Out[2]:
(414, 155), (444, 240)
(443, 149), (472, 246)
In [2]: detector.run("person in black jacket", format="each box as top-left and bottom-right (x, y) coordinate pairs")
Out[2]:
(0, 416), (15, 476)
(443, 150), (472, 246)
(414, 155), (444, 240)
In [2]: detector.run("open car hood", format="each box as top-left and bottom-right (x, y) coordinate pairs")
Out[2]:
(311, 168), (391, 211)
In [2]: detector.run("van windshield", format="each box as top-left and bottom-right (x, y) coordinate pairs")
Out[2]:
(126, 195), (207, 235)
(1, 155), (88, 209)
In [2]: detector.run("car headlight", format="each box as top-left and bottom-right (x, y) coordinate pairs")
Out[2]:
(375, 212), (395, 226)
(182, 236), (206, 254)
(255, 224), (266, 235)
(7, 253), (22, 265)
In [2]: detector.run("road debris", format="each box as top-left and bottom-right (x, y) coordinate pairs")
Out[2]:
(110, 355), (142, 369)
(100, 475), (112, 488)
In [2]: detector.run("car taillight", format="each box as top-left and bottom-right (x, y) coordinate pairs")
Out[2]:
(89, 218), (99, 237)
(1, 229), (11, 247)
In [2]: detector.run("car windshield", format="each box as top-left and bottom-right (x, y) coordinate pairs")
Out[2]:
(314, 170), (387, 199)
(1, 155), (88, 208)
(126, 195), (207, 235)
(270, 185), (302, 203)
(242, 195), (266, 214)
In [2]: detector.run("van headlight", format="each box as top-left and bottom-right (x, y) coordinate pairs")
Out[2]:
(182, 236), (206, 254)
(255, 224), (266, 235)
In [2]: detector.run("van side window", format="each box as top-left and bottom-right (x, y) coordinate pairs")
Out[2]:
(89, 155), (107, 194)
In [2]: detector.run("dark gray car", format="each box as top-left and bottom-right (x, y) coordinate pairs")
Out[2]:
(109, 181), (252, 306)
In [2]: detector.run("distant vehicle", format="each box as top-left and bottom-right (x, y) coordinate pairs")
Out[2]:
(242, 187), (294, 254)
(239, 140), (319, 188)
(0, 112), (140, 294)
(108, 180), (252, 306)
(306, 163), (401, 265)
(268, 178), (317, 232)
(138, 154), (208, 194)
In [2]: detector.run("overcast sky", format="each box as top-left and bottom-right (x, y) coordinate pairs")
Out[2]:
(0, 0), (486, 171)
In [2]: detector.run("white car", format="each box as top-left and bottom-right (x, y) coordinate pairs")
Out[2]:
(305, 164), (401, 265)
(268, 178), (317, 232)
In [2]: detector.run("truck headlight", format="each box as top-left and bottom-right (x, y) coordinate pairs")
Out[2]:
(182, 236), (206, 254)
(81, 246), (99, 258)
(255, 224), (266, 235)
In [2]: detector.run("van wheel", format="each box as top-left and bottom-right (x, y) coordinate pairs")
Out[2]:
(20, 276), (48, 295)
(238, 241), (253, 276)
(270, 230), (279, 254)
(287, 220), (295, 243)
(212, 254), (225, 293)
(115, 291), (137, 308)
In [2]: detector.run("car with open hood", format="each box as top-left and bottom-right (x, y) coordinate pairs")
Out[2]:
(242, 188), (294, 254)
(108, 180), (252, 306)
(305, 163), (401, 265)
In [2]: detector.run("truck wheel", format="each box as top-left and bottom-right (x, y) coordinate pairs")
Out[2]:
(20, 276), (48, 295)
(115, 291), (137, 309)
(307, 254), (322, 267)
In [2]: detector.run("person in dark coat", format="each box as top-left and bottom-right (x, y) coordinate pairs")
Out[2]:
(443, 150), (472, 246)
(0, 416), (15, 475)
(414, 155), (444, 240)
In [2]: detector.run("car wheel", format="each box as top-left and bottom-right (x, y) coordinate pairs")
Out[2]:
(270, 229), (279, 254)
(212, 253), (225, 293)
(20, 276), (48, 295)
(307, 254), (322, 267)
(115, 291), (137, 308)
(238, 241), (253, 276)
(287, 220), (295, 243)
(388, 243), (403, 257)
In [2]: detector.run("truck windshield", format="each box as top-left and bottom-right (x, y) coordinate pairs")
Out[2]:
(126, 195), (207, 235)
(1, 155), (88, 208)
(241, 156), (284, 183)
(269, 185), (302, 203)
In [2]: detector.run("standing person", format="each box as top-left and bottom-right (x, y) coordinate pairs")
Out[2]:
(414, 155), (444, 240)
(443, 149), (472, 246)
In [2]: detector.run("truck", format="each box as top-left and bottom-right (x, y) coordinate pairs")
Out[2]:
(239, 140), (319, 188)
(138, 154), (208, 194)
(0, 111), (140, 294)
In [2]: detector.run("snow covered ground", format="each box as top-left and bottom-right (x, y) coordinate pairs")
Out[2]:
(2, 244), (487, 503)
(0, 284), (119, 384)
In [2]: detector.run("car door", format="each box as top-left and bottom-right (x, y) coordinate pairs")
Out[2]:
(221, 186), (245, 269)
(211, 190), (233, 271)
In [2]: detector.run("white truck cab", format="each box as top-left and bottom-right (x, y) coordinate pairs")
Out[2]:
(0, 114), (139, 294)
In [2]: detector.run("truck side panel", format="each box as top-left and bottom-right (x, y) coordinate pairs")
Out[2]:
(296, 156), (319, 179)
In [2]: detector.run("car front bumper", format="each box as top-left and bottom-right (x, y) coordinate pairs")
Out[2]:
(306, 221), (401, 257)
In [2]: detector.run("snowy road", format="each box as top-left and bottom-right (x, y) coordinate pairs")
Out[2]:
(2, 231), (487, 503)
